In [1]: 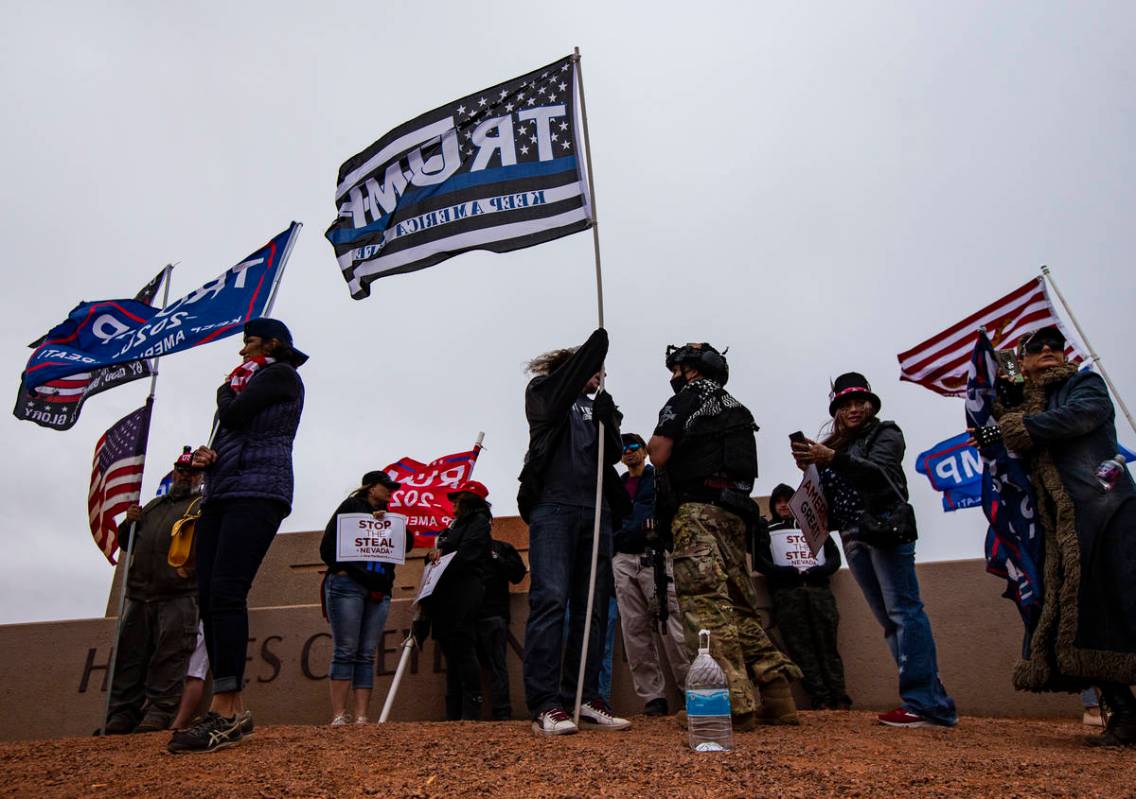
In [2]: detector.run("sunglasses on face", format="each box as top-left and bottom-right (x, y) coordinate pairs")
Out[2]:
(623, 443), (643, 453)
(1023, 337), (1064, 355)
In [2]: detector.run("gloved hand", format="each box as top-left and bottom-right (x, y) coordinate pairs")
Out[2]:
(411, 618), (431, 647)
(973, 424), (1003, 449)
(592, 390), (616, 426)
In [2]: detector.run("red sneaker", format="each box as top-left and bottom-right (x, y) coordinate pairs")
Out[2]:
(877, 707), (932, 728)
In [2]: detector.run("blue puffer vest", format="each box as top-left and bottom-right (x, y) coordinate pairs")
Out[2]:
(204, 363), (304, 513)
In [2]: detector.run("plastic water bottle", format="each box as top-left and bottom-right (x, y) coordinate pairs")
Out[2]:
(685, 629), (733, 752)
(1096, 455), (1127, 491)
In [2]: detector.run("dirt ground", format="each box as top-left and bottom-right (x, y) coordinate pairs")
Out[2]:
(1, 711), (1133, 799)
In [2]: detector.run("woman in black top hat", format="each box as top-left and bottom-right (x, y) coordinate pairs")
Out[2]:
(169, 318), (307, 754)
(319, 470), (412, 725)
(792, 372), (957, 728)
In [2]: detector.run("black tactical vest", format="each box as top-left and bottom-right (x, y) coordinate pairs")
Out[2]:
(667, 383), (758, 494)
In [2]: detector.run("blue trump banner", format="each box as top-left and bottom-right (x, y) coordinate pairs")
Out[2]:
(22, 224), (300, 389)
(326, 55), (591, 300)
(915, 433), (984, 511)
(966, 331), (1043, 634)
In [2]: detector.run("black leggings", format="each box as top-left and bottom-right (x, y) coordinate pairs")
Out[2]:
(438, 627), (483, 720)
(195, 497), (286, 694)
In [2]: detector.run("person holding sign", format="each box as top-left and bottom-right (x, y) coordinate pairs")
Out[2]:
(169, 319), (307, 755)
(791, 372), (956, 729)
(319, 470), (410, 726)
(421, 481), (494, 720)
(751, 483), (850, 711)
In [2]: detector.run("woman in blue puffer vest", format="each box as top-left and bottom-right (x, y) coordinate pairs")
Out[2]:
(168, 318), (306, 755)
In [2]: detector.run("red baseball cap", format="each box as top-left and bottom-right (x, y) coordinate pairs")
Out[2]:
(447, 480), (489, 500)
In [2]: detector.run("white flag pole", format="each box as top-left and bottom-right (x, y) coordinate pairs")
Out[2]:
(101, 262), (174, 735)
(378, 431), (486, 723)
(1041, 265), (1136, 436)
(571, 46), (610, 725)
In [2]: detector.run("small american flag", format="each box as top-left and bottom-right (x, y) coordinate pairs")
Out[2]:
(88, 400), (152, 563)
(897, 276), (1086, 396)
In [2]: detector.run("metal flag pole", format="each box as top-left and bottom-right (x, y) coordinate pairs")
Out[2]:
(571, 45), (609, 726)
(101, 263), (174, 735)
(263, 221), (303, 318)
(379, 432), (486, 723)
(1041, 265), (1136, 436)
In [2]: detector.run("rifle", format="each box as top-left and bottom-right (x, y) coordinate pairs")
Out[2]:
(642, 519), (670, 632)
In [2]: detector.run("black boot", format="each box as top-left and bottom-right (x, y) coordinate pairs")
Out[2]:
(1086, 684), (1136, 748)
(460, 694), (484, 721)
(444, 694), (462, 721)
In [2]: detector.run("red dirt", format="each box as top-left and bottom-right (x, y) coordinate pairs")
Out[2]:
(1, 712), (1133, 799)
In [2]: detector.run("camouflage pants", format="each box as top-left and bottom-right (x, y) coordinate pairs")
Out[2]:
(672, 502), (801, 716)
(771, 586), (849, 708)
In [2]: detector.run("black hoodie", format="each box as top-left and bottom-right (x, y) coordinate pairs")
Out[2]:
(752, 483), (841, 589)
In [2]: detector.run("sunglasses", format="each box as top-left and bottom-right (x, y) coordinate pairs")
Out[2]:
(623, 443), (643, 453)
(1023, 336), (1064, 355)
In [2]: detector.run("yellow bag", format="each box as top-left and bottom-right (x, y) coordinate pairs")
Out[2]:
(168, 496), (203, 568)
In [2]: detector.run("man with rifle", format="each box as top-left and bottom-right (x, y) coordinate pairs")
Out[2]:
(648, 343), (801, 730)
(612, 433), (690, 716)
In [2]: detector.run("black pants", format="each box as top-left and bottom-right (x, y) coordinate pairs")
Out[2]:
(195, 497), (285, 694)
(108, 595), (197, 728)
(475, 616), (512, 719)
(771, 585), (850, 708)
(438, 626), (483, 720)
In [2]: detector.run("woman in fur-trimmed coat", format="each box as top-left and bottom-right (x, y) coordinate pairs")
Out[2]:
(992, 326), (1136, 747)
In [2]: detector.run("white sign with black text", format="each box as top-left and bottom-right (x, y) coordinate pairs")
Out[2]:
(789, 466), (830, 557)
(413, 552), (456, 606)
(769, 527), (827, 571)
(335, 512), (408, 564)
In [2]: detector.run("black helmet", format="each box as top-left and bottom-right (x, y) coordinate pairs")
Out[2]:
(665, 342), (729, 385)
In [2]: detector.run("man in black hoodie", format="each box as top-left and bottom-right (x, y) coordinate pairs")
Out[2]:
(518, 328), (632, 736)
(752, 483), (851, 710)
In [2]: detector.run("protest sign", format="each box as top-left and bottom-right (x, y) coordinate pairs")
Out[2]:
(413, 552), (456, 606)
(788, 465), (830, 557)
(335, 512), (408, 564)
(769, 528), (827, 572)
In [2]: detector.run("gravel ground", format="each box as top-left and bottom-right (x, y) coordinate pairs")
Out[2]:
(2, 712), (1133, 799)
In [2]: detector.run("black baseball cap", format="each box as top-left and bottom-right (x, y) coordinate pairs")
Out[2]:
(361, 470), (401, 491)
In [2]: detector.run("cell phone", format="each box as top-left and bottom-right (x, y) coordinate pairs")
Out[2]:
(789, 431), (808, 445)
(996, 349), (1023, 383)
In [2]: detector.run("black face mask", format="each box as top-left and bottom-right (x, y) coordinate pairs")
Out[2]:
(670, 375), (687, 395)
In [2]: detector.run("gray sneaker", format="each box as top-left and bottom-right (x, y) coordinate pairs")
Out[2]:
(167, 711), (243, 754)
(239, 709), (254, 737)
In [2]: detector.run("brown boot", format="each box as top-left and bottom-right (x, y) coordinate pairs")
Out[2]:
(755, 676), (800, 726)
(732, 712), (757, 733)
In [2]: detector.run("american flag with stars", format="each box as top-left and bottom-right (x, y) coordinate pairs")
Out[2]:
(326, 55), (591, 299)
(88, 400), (153, 563)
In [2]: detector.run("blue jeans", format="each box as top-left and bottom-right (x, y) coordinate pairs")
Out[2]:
(324, 573), (391, 689)
(523, 503), (613, 716)
(843, 539), (957, 725)
(565, 596), (619, 702)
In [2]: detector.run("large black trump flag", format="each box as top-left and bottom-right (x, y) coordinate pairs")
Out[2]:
(325, 55), (592, 299)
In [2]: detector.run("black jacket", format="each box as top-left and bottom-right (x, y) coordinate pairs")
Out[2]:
(205, 362), (304, 512)
(752, 516), (841, 590)
(516, 328), (630, 524)
(480, 538), (527, 621)
(427, 508), (493, 638)
(614, 465), (656, 554)
(319, 495), (414, 596)
(829, 418), (909, 516)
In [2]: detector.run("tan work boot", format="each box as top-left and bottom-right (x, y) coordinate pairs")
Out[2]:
(732, 711), (757, 733)
(755, 675), (800, 725)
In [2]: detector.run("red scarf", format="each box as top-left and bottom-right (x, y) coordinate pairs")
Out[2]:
(226, 356), (275, 394)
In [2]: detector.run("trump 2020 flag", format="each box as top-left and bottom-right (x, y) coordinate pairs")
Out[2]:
(914, 433), (984, 512)
(384, 448), (482, 548)
(14, 269), (166, 430)
(966, 331), (1043, 632)
(21, 224), (299, 389)
(89, 400), (152, 564)
(326, 56), (591, 299)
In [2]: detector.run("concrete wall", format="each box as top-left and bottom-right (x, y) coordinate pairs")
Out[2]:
(4, 519), (1082, 742)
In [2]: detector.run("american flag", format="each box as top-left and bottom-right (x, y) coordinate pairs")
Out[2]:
(14, 269), (166, 431)
(326, 55), (590, 299)
(88, 401), (152, 563)
(897, 276), (1086, 396)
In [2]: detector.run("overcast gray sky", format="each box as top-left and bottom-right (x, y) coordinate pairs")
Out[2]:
(2, 1), (1133, 625)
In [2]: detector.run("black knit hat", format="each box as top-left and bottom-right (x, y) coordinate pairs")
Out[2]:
(244, 318), (308, 367)
(828, 372), (882, 418)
